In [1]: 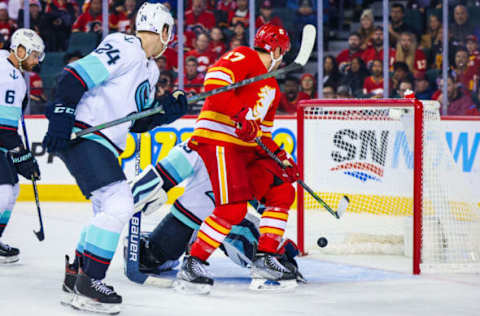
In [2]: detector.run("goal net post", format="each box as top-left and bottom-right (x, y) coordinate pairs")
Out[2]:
(296, 99), (480, 274)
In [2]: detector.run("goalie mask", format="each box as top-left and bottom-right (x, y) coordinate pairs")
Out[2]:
(136, 2), (174, 58)
(254, 24), (291, 71)
(10, 28), (45, 71)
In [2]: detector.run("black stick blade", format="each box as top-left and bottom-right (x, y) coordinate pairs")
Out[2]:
(34, 229), (44, 241)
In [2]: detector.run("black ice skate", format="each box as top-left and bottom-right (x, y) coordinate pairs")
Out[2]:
(278, 255), (307, 284)
(70, 272), (122, 315)
(0, 241), (19, 264)
(62, 254), (116, 305)
(61, 255), (78, 304)
(250, 252), (298, 291)
(173, 255), (213, 295)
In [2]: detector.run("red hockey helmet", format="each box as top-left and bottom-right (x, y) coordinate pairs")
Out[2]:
(254, 24), (291, 56)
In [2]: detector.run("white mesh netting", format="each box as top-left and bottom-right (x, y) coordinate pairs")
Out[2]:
(299, 100), (480, 273)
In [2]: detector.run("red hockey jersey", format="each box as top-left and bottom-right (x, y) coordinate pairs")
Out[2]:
(192, 46), (281, 147)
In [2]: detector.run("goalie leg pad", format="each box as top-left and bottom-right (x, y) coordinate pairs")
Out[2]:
(131, 165), (168, 215)
(221, 213), (261, 267)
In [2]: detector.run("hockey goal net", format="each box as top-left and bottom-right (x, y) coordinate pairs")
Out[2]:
(296, 99), (480, 274)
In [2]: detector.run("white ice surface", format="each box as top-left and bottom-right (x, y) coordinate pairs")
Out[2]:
(1, 202), (479, 316)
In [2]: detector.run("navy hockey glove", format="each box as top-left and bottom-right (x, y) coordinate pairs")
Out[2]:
(130, 91), (188, 132)
(152, 90), (189, 125)
(42, 102), (76, 153)
(9, 146), (40, 180)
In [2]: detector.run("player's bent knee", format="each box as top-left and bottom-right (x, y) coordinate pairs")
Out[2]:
(213, 203), (248, 226)
(264, 183), (295, 209)
(8, 183), (19, 211)
(106, 181), (135, 223)
(12, 183), (19, 200)
(91, 180), (135, 231)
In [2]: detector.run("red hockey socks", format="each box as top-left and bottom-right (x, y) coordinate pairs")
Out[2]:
(258, 207), (289, 253)
(190, 203), (247, 261)
(190, 214), (233, 261)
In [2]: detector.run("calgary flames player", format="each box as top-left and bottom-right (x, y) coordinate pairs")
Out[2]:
(174, 24), (300, 293)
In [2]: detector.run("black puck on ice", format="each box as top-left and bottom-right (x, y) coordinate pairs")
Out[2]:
(317, 237), (328, 248)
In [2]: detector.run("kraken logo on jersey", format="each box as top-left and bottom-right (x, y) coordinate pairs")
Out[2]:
(123, 35), (135, 43)
(135, 80), (152, 112)
(9, 70), (19, 80)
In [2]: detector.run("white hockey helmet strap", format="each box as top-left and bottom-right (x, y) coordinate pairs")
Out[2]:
(268, 51), (283, 72)
(10, 28), (45, 69)
(135, 2), (174, 58)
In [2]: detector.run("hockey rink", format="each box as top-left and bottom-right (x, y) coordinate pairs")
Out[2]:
(1, 202), (479, 316)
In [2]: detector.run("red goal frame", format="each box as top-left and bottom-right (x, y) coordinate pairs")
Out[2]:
(296, 99), (424, 274)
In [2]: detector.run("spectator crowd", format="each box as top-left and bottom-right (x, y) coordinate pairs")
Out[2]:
(313, 1), (480, 116)
(1, 0), (479, 116)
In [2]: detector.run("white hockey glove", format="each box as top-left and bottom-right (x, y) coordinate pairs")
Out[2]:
(130, 164), (168, 215)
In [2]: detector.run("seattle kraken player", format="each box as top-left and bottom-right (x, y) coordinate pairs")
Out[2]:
(42, 2), (188, 314)
(0, 29), (43, 264)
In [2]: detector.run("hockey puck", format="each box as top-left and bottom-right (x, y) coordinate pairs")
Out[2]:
(317, 237), (328, 248)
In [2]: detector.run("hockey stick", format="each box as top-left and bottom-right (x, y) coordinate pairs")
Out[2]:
(124, 137), (175, 287)
(71, 24), (316, 140)
(21, 113), (45, 241)
(125, 135), (145, 283)
(255, 138), (349, 219)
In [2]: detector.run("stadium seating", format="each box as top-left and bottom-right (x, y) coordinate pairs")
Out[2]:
(67, 32), (99, 56)
(40, 52), (66, 99)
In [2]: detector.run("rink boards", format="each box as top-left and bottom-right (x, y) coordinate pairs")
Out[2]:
(18, 116), (480, 205)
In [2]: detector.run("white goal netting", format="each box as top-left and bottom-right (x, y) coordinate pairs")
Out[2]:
(298, 99), (480, 273)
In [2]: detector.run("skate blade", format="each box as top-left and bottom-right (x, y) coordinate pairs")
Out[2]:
(249, 278), (298, 292)
(70, 294), (121, 315)
(143, 275), (174, 288)
(60, 291), (74, 306)
(250, 266), (283, 280)
(172, 279), (212, 295)
(0, 255), (19, 264)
